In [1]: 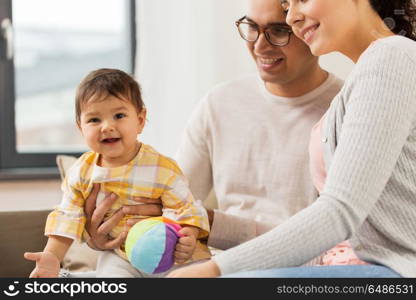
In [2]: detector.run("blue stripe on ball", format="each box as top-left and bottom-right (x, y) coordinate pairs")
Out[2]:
(130, 223), (166, 274)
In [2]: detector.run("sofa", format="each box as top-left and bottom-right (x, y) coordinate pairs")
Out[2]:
(0, 155), (218, 277)
(0, 155), (98, 278)
(0, 209), (99, 277)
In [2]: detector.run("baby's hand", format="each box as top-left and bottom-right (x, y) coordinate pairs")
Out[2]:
(174, 226), (199, 264)
(24, 251), (60, 278)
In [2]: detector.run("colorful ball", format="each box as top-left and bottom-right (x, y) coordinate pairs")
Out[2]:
(125, 217), (182, 274)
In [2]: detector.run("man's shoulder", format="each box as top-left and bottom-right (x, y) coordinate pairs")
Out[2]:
(325, 73), (344, 95)
(202, 73), (260, 104)
(310, 72), (344, 100)
(212, 73), (258, 89)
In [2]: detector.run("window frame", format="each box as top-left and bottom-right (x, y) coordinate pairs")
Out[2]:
(0, 0), (136, 179)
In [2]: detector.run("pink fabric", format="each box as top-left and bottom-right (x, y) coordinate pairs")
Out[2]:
(321, 240), (368, 265)
(309, 114), (368, 266)
(309, 115), (327, 193)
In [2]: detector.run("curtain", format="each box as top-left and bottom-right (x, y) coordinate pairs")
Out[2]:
(135, 0), (255, 156)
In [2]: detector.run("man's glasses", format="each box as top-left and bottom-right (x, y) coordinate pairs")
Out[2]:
(235, 16), (292, 47)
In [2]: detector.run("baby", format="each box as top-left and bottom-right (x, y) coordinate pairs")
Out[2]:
(24, 68), (210, 277)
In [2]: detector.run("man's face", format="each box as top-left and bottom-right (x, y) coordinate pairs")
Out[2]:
(246, 0), (319, 91)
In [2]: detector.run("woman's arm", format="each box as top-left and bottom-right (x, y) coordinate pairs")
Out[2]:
(195, 44), (416, 276)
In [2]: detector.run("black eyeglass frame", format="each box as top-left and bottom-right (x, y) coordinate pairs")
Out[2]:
(235, 16), (293, 47)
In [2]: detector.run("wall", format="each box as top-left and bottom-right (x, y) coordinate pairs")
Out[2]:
(136, 0), (354, 157)
(0, 180), (61, 211)
(136, 0), (255, 157)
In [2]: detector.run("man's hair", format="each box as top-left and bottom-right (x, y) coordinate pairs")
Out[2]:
(75, 68), (145, 126)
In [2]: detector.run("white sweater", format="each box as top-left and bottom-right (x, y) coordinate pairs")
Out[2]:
(213, 36), (416, 277)
(176, 73), (343, 249)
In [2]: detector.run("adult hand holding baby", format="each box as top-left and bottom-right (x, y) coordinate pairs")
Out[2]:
(84, 183), (163, 251)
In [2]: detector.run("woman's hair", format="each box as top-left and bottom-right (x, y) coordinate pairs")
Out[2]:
(75, 68), (145, 126)
(369, 0), (416, 40)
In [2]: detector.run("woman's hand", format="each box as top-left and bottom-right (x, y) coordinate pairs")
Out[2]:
(84, 183), (163, 250)
(167, 260), (221, 278)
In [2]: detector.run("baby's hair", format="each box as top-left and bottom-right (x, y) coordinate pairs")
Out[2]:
(75, 68), (145, 126)
(369, 0), (416, 40)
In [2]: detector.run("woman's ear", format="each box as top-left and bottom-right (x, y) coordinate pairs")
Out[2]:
(137, 108), (147, 134)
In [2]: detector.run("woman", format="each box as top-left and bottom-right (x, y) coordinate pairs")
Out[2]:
(168, 0), (416, 278)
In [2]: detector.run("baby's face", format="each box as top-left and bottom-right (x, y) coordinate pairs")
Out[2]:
(79, 95), (145, 167)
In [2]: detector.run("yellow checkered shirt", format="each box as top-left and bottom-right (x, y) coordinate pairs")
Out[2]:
(45, 144), (210, 244)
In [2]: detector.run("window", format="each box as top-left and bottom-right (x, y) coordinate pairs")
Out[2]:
(0, 0), (136, 178)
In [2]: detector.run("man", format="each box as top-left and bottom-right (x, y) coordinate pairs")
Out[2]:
(85, 0), (342, 260)
(173, 0), (342, 251)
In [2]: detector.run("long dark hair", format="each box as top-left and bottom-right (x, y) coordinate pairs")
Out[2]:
(369, 0), (416, 40)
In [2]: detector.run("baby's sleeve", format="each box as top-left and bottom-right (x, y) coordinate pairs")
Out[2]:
(44, 169), (87, 242)
(161, 165), (210, 239)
